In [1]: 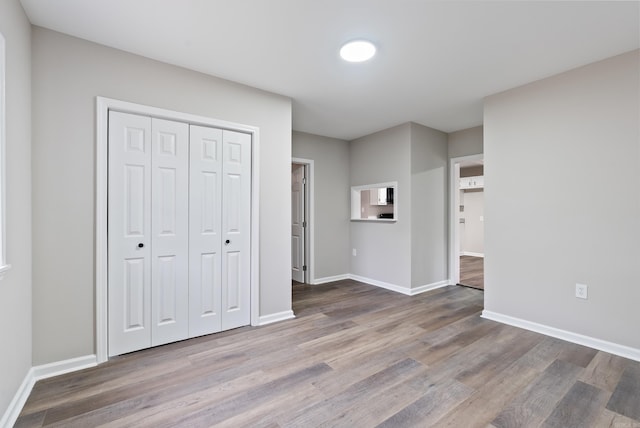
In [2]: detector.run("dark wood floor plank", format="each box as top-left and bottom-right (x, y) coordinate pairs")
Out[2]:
(491, 359), (583, 427)
(594, 408), (640, 427)
(152, 362), (333, 428)
(12, 409), (46, 428)
(423, 322), (540, 388)
(324, 323), (427, 369)
(408, 316), (502, 366)
(557, 341), (599, 368)
(318, 375), (431, 428)
(279, 358), (425, 427)
(579, 351), (629, 393)
(606, 362), (640, 422)
(542, 381), (610, 428)
(459, 255), (484, 289)
(417, 302), (485, 333)
(310, 347), (408, 397)
(376, 377), (474, 427)
(431, 336), (571, 427)
(454, 328), (542, 389)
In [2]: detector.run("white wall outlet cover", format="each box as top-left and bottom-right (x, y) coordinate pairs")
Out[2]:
(352, 248), (357, 256)
(575, 283), (588, 299)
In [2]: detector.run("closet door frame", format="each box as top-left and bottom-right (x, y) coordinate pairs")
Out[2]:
(96, 97), (260, 364)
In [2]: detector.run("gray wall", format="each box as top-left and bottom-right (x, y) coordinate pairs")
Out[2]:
(349, 122), (448, 290)
(32, 28), (292, 365)
(0, 0), (32, 419)
(292, 131), (350, 280)
(350, 124), (412, 288)
(484, 50), (640, 349)
(448, 126), (483, 158)
(410, 123), (449, 288)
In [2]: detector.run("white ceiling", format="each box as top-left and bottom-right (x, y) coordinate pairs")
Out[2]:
(20, 0), (640, 140)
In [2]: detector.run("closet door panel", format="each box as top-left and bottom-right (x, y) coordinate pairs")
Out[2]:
(189, 125), (223, 337)
(151, 118), (189, 346)
(108, 111), (152, 356)
(221, 130), (251, 330)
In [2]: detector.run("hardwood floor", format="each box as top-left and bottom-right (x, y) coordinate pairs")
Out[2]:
(459, 255), (484, 290)
(15, 280), (640, 427)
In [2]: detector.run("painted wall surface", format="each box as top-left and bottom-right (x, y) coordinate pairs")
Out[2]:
(461, 190), (484, 255)
(484, 50), (640, 349)
(448, 126), (483, 159)
(32, 28), (292, 365)
(0, 0), (32, 420)
(292, 131), (350, 281)
(350, 124), (412, 288)
(410, 123), (449, 288)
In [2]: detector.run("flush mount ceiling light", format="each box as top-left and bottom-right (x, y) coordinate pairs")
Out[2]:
(340, 40), (376, 62)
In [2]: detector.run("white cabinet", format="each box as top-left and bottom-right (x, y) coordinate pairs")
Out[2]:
(369, 188), (388, 205)
(460, 175), (484, 189)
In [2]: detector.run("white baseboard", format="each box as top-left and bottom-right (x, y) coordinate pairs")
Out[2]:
(410, 280), (450, 295)
(348, 275), (449, 296)
(0, 367), (35, 428)
(461, 251), (484, 258)
(482, 310), (640, 362)
(31, 354), (97, 380)
(1, 355), (97, 428)
(258, 310), (295, 326)
(349, 274), (413, 295)
(312, 274), (350, 285)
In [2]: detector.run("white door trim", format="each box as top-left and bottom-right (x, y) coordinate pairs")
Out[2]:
(96, 96), (260, 364)
(291, 158), (314, 284)
(448, 154), (483, 285)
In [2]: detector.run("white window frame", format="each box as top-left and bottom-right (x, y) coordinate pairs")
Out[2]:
(0, 33), (11, 280)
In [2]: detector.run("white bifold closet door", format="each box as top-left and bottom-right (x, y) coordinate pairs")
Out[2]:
(108, 111), (251, 357)
(188, 125), (251, 336)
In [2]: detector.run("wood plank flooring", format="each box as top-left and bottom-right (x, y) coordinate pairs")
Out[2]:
(15, 280), (640, 427)
(459, 255), (484, 289)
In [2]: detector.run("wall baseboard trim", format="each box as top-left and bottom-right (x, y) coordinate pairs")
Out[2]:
(1, 355), (97, 428)
(410, 280), (450, 295)
(349, 274), (412, 295)
(462, 251), (484, 258)
(482, 310), (640, 362)
(258, 310), (295, 326)
(0, 367), (34, 428)
(313, 274), (450, 297)
(312, 274), (350, 285)
(32, 354), (97, 380)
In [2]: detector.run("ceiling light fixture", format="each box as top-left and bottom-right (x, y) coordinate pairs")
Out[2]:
(340, 40), (376, 63)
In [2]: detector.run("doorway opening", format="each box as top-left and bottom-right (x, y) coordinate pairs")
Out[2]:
(291, 158), (314, 284)
(449, 154), (484, 290)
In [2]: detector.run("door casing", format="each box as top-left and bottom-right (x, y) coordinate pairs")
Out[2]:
(96, 97), (261, 364)
(448, 153), (483, 285)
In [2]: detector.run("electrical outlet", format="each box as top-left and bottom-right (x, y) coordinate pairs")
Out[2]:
(575, 283), (588, 300)
(352, 248), (357, 256)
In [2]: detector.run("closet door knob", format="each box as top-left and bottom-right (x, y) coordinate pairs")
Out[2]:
(138, 243), (144, 248)
(225, 240), (230, 245)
